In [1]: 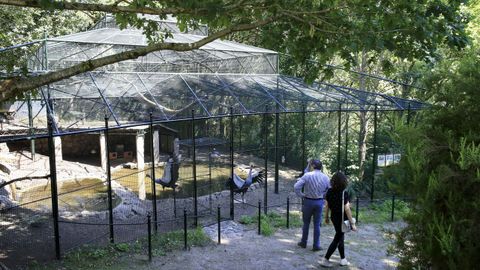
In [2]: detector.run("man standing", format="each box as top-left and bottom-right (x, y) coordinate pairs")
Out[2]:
(294, 159), (330, 251)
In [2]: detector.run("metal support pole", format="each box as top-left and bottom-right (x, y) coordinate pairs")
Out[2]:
(406, 103), (411, 125)
(301, 106), (306, 207)
(183, 208), (188, 250)
(217, 206), (221, 244)
(239, 116), (242, 150)
(27, 94), (35, 160)
(337, 105), (342, 172)
(301, 105), (306, 171)
(355, 197), (359, 223)
(275, 110), (279, 194)
(344, 113), (349, 174)
(229, 108), (234, 220)
(208, 147), (212, 214)
(391, 194), (396, 222)
(282, 113), (287, 165)
(173, 187), (177, 218)
(105, 117), (114, 243)
(371, 105), (378, 201)
(147, 214), (152, 262)
(191, 110), (198, 227)
(258, 200), (262, 235)
(47, 119), (60, 260)
(149, 113), (158, 232)
(286, 197), (290, 229)
(283, 112), (287, 165)
(263, 110), (268, 214)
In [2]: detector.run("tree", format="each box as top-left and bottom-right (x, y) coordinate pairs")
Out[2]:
(0, 0), (470, 102)
(0, 5), (95, 99)
(389, 47), (480, 269)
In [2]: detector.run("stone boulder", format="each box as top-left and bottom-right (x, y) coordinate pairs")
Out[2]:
(0, 143), (9, 153)
(0, 195), (16, 210)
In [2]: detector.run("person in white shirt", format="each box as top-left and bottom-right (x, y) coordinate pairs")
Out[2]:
(294, 159), (330, 251)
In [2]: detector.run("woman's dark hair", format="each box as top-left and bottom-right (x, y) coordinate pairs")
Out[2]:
(330, 171), (348, 191)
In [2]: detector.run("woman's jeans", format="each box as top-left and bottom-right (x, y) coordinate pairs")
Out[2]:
(300, 198), (324, 249)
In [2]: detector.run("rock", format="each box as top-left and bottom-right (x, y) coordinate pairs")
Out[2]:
(29, 215), (48, 228)
(123, 162), (138, 169)
(0, 195), (16, 209)
(0, 162), (12, 174)
(0, 143), (9, 153)
(131, 206), (146, 216)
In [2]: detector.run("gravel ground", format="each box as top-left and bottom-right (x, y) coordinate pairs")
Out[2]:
(151, 220), (402, 270)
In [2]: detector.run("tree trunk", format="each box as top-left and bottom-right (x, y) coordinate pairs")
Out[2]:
(357, 111), (369, 181)
(357, 50), (369, 181)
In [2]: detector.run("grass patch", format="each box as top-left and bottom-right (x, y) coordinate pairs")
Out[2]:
(354, 199), (411, 224)
(29, 228), (212, 269)
(29, 243), (137, 270)
(238, 211), (303, 236)
(239, 215), (255, 225)
(151, 227), (212, 255)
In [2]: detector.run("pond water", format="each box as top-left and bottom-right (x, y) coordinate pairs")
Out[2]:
(17, 178), (121, 212)
(112, 163), (250, 200)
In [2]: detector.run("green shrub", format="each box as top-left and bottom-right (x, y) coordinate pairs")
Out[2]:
(239, 215), (255, 225)
(389, 48), (480, 269)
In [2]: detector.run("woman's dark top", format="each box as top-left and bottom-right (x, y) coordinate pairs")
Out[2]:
(325, 189), (349, 220)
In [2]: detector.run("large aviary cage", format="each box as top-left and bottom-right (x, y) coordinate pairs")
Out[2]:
(1, 15), (423, 138)
(0, 15), (425, 268)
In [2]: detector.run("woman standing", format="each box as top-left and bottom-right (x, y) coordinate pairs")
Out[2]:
(320, 171), (357, 267)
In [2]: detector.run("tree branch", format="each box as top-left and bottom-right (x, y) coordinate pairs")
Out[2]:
(0, 17), (274, 101)
(0, 175), (50, 190)
(0, 0), (207, 16)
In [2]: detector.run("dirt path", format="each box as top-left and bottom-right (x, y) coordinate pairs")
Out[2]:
(149, 221), (401, 270)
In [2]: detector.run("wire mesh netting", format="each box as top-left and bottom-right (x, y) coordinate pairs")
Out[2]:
(0, 153), (55, 268)
(1, 14), (424, 141)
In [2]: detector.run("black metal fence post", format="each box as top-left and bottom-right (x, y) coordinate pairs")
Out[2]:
(105, 117), (114, 243)
(391, 194), (396, 222)
(344, 113), (349, 174)
(217, 206), (221, 244)
(286, 197), (290, 229)
(191, 110), (198, 227)
(183, 208), (188, 250)
(147, 214), (152, 262)
(275, 110), (279, 194)
(371, 104), (378, 202)
(263, 109), (268, 214)
(47, 119), (61, 260)
(258, 200), (262, 235)
(355, 197), (359, 224)
(337, 104), (342, 172)
(229, 108), (234, 220)
(149, 113), (158, 233)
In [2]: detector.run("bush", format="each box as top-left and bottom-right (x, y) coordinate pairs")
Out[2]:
(389, 48), (480, 269)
